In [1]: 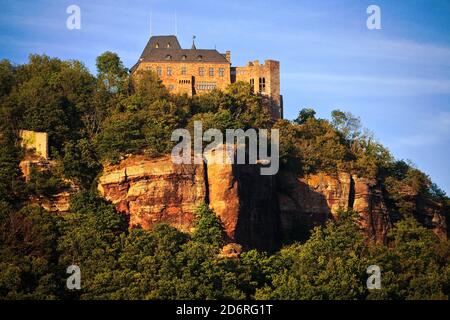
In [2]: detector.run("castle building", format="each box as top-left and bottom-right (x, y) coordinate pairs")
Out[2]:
(131, 35), (283, 118)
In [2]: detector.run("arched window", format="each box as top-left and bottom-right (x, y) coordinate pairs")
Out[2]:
(165, 55), (172, 60)
(197, 55), (203, 61)
(181, 55), (187, 60)
(155, 43), (159, 48)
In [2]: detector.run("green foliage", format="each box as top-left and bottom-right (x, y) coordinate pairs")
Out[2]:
(0, 126), (24, 207)
(59, 138), (102, 189)
(256, 211), (369, 300)
(275, 117), (350, 174)
(12, 55), (96, 151)
(25, 167), (67, 198)
(0, 54), (449, 301)
(0, 59), (16, 98)
(331, 109), (362, 141)
(95, 112), (146, 163)
(367, 218), (450, 300)
(0, 205), (61, 299)
(192, 204), (225, 248)
(96, 51), (128, 94)
(294, 108), (316, 125)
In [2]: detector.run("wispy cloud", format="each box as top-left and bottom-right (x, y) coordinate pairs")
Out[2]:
(396, 112), (450, 147)
(282, 72), (450, 96)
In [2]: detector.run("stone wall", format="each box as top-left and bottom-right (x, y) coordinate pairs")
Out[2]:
(234, 60), (282, 118)
(135, 61), (231, 96)
(20, 130), (49, 159)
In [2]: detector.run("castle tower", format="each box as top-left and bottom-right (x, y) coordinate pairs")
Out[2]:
(232, 60), (283, 119)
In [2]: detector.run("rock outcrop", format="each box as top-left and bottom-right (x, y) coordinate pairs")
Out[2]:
(98, 153), (279, 250)
(277, 171), (392, 243)
(98, 155), (206, 232)
(97, 154), (447, 250)
(389, 183), (448, 240)
(20, 156), (78, 212)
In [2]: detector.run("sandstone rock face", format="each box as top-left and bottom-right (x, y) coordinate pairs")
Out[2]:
(393, 184), (448, 240)
(20, 157), (77, 213)
(352, 176), (391, 243)
(98, 155), (206, 232)
(98, 153), (280, 250)
(277, 171), (392, 243)
(219, 243), (243, 258)
(32, 190), (75, 212)
(277, 171), (351, 241)
(98, 154), (447, 250)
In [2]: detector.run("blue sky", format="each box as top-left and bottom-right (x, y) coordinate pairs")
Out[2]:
(1, 0), (449, 193)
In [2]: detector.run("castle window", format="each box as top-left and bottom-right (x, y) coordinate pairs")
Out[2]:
(167, 43), (171, 48)
(196, 82), (216, 91)
(181, 66), (187, 75)
(157, 67), (162, 76)
(250, 78), (255, 93)
(259, 77), (266, 93)
(219, 68), (224, 77)
(167, 67), (172, 76)
(165, 55), (172, 60)
(199, 67), (205, 76)
(197, 55), (203, 61)
(209, 68), (214, 76)
(155, 43), (159, 48)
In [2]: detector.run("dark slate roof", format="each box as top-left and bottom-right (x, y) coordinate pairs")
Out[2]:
(137, 35), (229, 64)
(139, 35), (181, 59)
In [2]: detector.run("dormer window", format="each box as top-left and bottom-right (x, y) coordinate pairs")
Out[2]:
(197, 55), (203, 61)
(165, 54), (172, 60)
(155, 43), (159, 48)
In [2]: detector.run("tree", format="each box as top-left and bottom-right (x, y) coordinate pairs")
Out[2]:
(0, 59), (15, 98)
(0, 205), (61, 299)
(0, 126), (24, 210)
(256, 210), (370, 300)
(59, 138), (101, 189)
(96, 51), (128, 94)
(192, 204), (225, 249)
(367, 217), (449, 300)
(95, 112), (146, 163)
(294, 108), (316, 125)
(12, 55), (95, 151)
(331, 109), (362, 141)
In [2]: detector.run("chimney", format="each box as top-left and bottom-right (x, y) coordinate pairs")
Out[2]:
(225, 50), (231, 63)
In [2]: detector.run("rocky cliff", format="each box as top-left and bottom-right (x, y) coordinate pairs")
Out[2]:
(276, 171), (391, 243)
(98, 154), (447, 250)
(98, 153), (279, 250)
